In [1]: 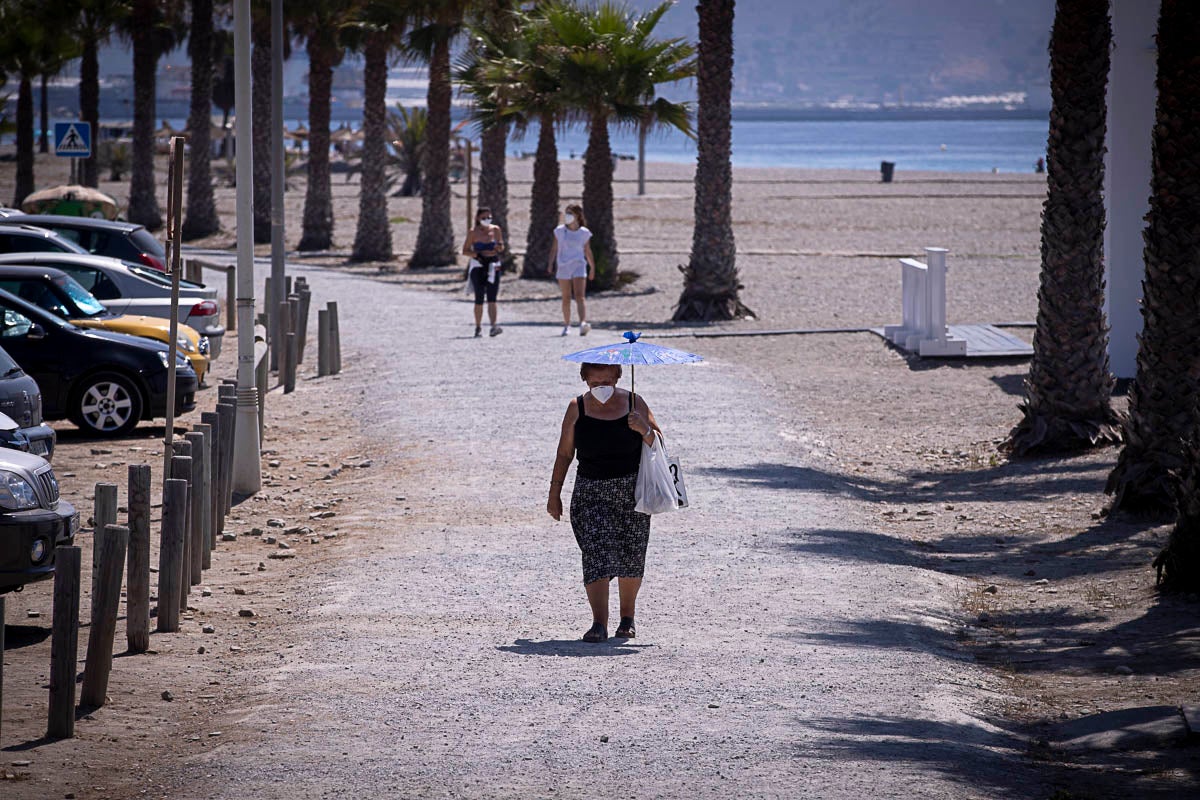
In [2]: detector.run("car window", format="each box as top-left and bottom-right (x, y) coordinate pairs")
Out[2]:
(53, 275), (106, 316)
(127, 263), (174, 286)
(129, 228), (166, 258)
(0, 307), (33, 337)
(0, 344), (19, 373)
(0, 279), (73, 318)
(52, 228), (85, 246)
(60, 265), (121, 300)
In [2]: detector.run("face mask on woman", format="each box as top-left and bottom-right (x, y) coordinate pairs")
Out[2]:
(565, 213), (576, 225)
(590, 385), (614, 404)
(479, 217), (492, 226)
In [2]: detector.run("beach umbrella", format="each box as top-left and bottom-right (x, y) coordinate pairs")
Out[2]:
(20, 184), (119, 219)
(330, 126), (357, 143)
(561, 331), (702, 394)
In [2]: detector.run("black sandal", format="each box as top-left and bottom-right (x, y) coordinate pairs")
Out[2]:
(582, 622), (608, 643)
(613, 617), (635, 639)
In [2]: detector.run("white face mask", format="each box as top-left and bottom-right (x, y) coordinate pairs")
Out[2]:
(564, 213), (576, 225)
(479, 217), (492, 226)
(590, 385), (614, 404)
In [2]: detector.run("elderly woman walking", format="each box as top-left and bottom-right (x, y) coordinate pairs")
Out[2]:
(547, 362), (661, 642)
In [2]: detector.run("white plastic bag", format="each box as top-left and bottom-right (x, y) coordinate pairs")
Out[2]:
(635, 431), (686, 514)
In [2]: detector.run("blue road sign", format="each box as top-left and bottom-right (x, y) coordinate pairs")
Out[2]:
(54, 122), (91, 157)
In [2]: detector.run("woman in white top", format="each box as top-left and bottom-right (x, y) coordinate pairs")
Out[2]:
(548, 203), (596, 336)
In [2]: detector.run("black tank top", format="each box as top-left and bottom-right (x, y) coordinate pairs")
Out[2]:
(574, 393), (642, 479)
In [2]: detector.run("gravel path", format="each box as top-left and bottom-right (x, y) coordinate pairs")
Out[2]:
(169, 263), (1044, 799)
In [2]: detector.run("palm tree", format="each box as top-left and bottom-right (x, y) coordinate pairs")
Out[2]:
(75, 0), (127, 187)
(252, 2), (272, 243)
(542, 1), (695, 290)
(182, 0), (219, 240)
(407, 0), (475, 268)
(122, 0), (187, 231)
(387, 103), (427, 197)
(1004, 0), (1119, 456)
(462, 3), (564, 278)
(343, 1), (410, 263)
(673, 0), (750, 321)
(0, 0), (79, 206)
(292, 0), (356, 252)
(457, 1), (518, 271)
(1108, 0), (1200, 517)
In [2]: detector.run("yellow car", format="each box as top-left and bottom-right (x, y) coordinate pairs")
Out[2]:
(0, 267), (210, 385)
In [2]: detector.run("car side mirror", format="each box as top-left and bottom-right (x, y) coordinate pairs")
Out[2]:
(27, 323), (46, 340)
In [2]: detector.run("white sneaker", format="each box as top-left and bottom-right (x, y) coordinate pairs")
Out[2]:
(560, 326), (569, 337)
(580, 321), (591, 336)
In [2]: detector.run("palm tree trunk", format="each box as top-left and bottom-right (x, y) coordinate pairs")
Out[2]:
(298, 41), (334, 252)
(252, 19), (272, 244)
(38, 75), (49, 154)
(351, 34), (394, 263)
(478, 119), (510, 270)
(409, 36), (457, 268)
(127, 13), (163, 231)
(1005, 0), (1118, 456)
(1108, 0), (1200, 515)
(1155, 439), (1200, 592)
(674, 0), (748, 321)
(523, 114), (559, 279)
(79, 31), (99, 188)
(13, 75), (34, 207)
(182, 0), (219, 240)
(582, 115), (617, 290)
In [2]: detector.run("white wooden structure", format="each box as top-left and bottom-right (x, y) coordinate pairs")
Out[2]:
(883, 247), (967, 357)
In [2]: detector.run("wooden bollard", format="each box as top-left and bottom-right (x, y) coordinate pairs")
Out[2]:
(285, 331), (297, 394)
(184, 432), (207, 585)
(126, 465), (152, 654)
(297, 288), (312, 363)
(277, 299), (293, 390)
(47, 546), (81, 739)
(201, 411), (221, 547)
(217, 401), (236, 516)
(80, 524), (129, 709)
(156, 479), (187, 632)
(191, 424), (214, 566)
(318, 308), (331, 377)
(265, 275), (277, 372)
(171, 444), (192, 602)
(329, 301), (341, 374)
(91, 483), (118, 598)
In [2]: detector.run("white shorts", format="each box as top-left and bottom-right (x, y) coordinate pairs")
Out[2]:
(556, 262), (588, 281)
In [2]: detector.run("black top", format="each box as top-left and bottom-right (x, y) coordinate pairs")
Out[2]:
(574, 393), (642, 479)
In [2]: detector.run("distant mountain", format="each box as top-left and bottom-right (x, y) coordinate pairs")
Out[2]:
(632, 0), (1054, 109)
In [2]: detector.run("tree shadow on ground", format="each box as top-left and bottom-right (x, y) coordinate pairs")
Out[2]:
(496, 638), (652, 657)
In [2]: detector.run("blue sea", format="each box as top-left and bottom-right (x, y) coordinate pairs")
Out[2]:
(518, 116), (1050, 174)
(154, 111), (1050, 175)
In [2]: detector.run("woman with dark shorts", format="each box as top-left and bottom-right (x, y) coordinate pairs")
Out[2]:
(462, 206), (505, 337)
(547, 362), (662, 642)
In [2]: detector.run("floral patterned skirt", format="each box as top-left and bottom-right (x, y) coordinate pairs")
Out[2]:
(570, 472), (651, 585)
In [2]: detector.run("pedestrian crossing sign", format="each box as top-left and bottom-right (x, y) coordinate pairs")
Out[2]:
(54, 122), (92, 157)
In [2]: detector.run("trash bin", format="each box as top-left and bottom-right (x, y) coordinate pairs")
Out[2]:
(880, 161), (895, 183)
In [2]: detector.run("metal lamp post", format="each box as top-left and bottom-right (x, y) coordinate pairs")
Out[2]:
(232, 0), (262, 496)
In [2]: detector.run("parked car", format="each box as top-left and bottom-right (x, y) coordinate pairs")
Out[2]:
(0, 447), (78, 594)
(0, 252), (225, 358)
(0, 266), (210, 385)
(0, 343), (56, 458)
(0, 288), (197, 436)
(13, 215), (167, 272)
(0, 223), (92, 256)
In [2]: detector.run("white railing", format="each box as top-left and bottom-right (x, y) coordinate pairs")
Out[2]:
(882, 247), (966, 357)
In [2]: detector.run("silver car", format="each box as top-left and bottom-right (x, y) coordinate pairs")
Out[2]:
(0, 252), (225, 358)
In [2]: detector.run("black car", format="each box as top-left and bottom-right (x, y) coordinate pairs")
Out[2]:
(0, 288), (197, 436)
(13, 215), (167, 272)
(0, 343), (56, 458)
(0, 223), (91, 256)
(0, 448), (77, 594)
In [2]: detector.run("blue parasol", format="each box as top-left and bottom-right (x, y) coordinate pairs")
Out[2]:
(562, 331), (702, 394)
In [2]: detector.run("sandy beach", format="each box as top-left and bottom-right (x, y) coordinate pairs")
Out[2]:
(1, 148), (1195, 798)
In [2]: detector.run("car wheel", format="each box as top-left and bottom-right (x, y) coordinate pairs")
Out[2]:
(70, 372), (143, 436)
